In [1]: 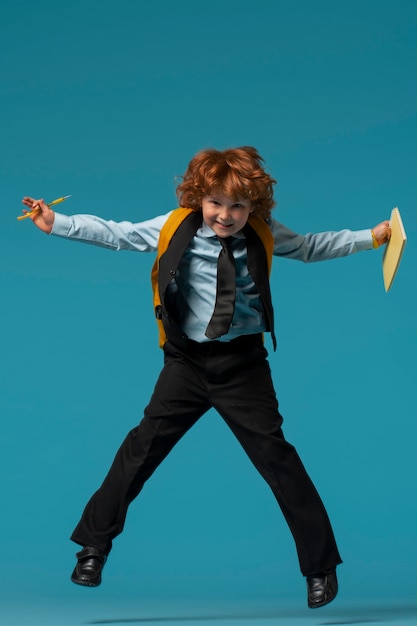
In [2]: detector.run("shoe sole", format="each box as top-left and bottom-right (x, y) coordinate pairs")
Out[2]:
(71, 574), (101, 587)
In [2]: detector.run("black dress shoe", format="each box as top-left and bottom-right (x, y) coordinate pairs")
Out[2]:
(306, 568), (338, 608)
(71, 546), (107, 587)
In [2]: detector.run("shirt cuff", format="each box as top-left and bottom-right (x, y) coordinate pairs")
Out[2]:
(50, 212), (72, 237)
(353, 229), (373, 252)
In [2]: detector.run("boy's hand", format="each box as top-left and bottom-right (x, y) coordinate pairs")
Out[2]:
(372, 220), (391, 247)
(21, 197), (55, 234)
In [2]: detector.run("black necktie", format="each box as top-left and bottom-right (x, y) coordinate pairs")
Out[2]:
(205, 237), (236, 339)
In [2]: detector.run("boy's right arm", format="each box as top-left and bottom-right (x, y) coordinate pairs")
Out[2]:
(21, 197), (171, 252)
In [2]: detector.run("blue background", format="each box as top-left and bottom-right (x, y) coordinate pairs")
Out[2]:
(1, 0), (416, 624)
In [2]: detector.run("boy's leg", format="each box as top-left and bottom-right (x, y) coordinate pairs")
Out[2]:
(71, 347), (211, 556)
(208, 344), (342, 577)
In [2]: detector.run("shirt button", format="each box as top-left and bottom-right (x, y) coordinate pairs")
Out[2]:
(169, 269), (176, 276)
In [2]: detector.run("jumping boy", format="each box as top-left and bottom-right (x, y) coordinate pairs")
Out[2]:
(22, 146), (391, 608)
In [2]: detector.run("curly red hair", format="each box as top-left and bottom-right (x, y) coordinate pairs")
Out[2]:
(176, 146), (276, 219)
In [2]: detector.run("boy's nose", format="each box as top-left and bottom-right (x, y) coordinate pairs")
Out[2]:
(218, 206), (230, 220)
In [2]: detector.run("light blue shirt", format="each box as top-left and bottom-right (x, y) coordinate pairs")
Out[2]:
(51, 211), (373, 342)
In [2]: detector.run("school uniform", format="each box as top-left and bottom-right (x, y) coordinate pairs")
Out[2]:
(51, 209), (372, 576)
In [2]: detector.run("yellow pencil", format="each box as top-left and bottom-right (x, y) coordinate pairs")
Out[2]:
(17, 195), (72, 220)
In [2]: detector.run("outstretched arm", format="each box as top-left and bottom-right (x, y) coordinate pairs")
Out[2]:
(21, 197), (55, 233)
(21, 196), (171, 252)
(272, 217), (391, 262)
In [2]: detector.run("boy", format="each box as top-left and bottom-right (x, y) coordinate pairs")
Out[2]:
(22, 146), (391, 608)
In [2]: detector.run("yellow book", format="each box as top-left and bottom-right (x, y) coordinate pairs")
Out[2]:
(382, 207), (407, 292)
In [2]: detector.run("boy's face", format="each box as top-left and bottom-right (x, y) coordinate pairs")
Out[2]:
(201, 193), (253, 238)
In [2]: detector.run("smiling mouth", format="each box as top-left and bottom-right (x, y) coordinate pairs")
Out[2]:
(216, 221), (233, 228)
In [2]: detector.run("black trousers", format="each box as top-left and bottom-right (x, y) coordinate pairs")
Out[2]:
(71, 334), (342, 576)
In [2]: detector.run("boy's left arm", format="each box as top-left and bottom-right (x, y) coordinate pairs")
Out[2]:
(271, 218), (391, 262)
